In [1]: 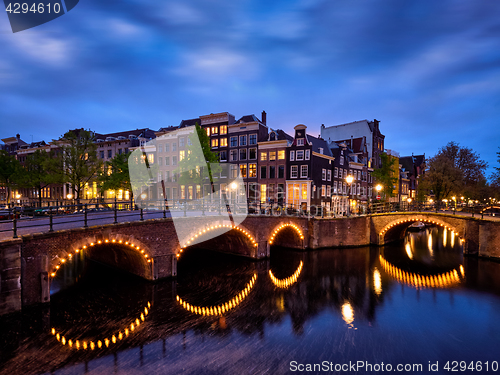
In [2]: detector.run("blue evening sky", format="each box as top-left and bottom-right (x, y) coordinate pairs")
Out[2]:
(1, 0), (499, 175)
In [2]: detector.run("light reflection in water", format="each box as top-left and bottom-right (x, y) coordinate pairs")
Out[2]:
(341, 302), (354, 326)
(373, 267), (382, 296)
(427, 232), (434, 257)
(443, 228), (447, 247)
(405, 242), (413, 259)
(51, 301), (151, 350)
(269, 261), (303, 288)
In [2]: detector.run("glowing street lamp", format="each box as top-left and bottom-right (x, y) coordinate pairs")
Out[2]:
(345, 175), (354, 216)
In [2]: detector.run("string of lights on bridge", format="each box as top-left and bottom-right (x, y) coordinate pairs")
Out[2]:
(49, 239), (153, 279)
(269, 223), (304, 245)
(178, 223), (258, 258)
(269, 261), (303, 288)
(379, 218), (464, 244)
(51, 302), (151, 350)
(379, 254), (465, 289)
(176, 273), (257, 316)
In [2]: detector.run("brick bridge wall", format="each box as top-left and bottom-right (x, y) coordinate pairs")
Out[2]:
(1, 213), (499, 316)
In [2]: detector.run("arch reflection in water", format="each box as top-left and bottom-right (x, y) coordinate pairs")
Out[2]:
(269, 261), (303, 288)
(379, 254), (465, 289)
(51, 301), (152, 350)
(176, 273), (257, 316)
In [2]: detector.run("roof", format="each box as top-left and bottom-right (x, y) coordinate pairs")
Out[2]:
(274, 129), (294, 142)
(399, 156), (414, 173)
(179, 118), (200, 127)
(94, 128), (156, 141)
(305, 134), (333, 157)
(237, 114), (261, 124)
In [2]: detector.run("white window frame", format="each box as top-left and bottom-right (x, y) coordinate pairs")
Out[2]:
(291, 165), (298, 178)
(300, 165), (308, 178)
(305, 149), (310, 160)
(290, 150), (295, 161)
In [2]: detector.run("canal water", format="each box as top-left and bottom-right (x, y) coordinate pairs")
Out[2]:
(1, 226), (500, 374)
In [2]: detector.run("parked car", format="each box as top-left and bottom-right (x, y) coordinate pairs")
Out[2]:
(0, 210), (19, 220)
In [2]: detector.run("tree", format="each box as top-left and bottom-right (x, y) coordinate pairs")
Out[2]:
(59, 129), (102, 204)
(17, 149), (64, 207)
(176, 124), (221, 195)
(98, 152), (132, 197)
(372, 152), (398, 200)
(420, 153), (461, 205)
(0, 151), (22, 204)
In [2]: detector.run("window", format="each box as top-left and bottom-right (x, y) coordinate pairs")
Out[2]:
(172, 156), (177, 165)
(108, 150), (112, 158)
(188, 186), (193, 200)
(124, 148), (129, 154)
(278, 165), (285, 179)
(302, 184), (308, 199)
(219, 150), (227, 161)
(211, 126), (218, 134)
(334, 181), (338, 194)
(211, 139), (218, 148)
(166, 171), (170, 182)
(301, 165), (308, 178)
(180, 185), (186, 199)
(220, 125), (227, 135)
(290, 151), (295, 161)
(239, 148), (247, 160)
(327, 185), (331, 197)
(269, 165), (275, 179)
(230, 149), (238, 161)
(321, 185), (326, 197)
(249, 163), (257, 178)
(239, 164), (247, 178)
(260, 152), (267, 161)
(257, 184), (266, 203)
(296, 150), (304, 160)
(291, 165), (298, 178)
(100, 151), (104, 159)
(179, 150), (185, 161)
(187, 138), (192, 146)
(249, 148), (257, 160)
(297, 138), (304, 146)
(118, 148), (122, 155)
(334, 167), (338, 178)
(327, 170), (331, 181)
(159, 157), (163, 166)
(305, 150), (310, 160)
(220, 138), (227, 147)
(269, 151), (276, 161)
(206, 128), (210, 136)
(165, 156), (170, 165)
(249, 134), (257, 145)
(240, 135), (247, 146)
(165, 143), (170, 152)
(148, 154), (154, 163)
(339, 168), (343, 179)
(196, 185), (201, 198)
(339, 156), (343, 165)
(230, 136), (238, 147)
(172, 143), (177, 152)
(180, 137), (185, 147)
(261, 166), (267, 179)
(158, 144), (163, 153)
(278, 150), (285, 160)
(322, 169), (326, 180)
(319, 147), (323, 154)
(230, 164), (238, 178)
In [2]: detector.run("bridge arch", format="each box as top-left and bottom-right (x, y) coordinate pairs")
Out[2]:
(378, 216), (465, 246)
(268, 223), (305, 248)
(177, 222), (258, 260)
(49, 237), (153, 281)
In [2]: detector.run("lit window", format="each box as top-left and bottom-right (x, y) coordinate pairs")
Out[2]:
(220, 125), (227, 135)
(220, 138), (227, 147)
(269, 151), (276, 161)
(206, 128), (210, 136)
(239, 164), (247, 178)
(211, 126), (218, 134)
(180, 185), (186, 199)
(301, 184), (308, 199)
(321, 185), (326, 197)
(249, 163), (257, 178)
(211, 139), (218, 148)
(188, 186), (193, 199)
(278, 150), (285, 160)
(260, 152), (267, 161)
(260, 184), (267, 203)
(148, 154), (154, 163)
(179, 150), (185, 161)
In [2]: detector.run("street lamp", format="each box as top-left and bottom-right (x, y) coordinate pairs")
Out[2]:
(345, 175), (354, 216)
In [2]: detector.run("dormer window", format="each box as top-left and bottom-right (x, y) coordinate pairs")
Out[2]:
(297, 138), (304, 146)
(319, 147), (323, 154)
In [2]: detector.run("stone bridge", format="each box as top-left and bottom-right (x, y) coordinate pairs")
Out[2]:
(1, 212), (499, 315)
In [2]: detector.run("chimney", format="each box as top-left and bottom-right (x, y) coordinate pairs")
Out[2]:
(261, 111), (267, 125)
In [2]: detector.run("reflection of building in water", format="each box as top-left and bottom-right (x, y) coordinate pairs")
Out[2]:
(51, 302), (151, 350)
(379, 254), (465, 289)
(176, 274), (257, 316)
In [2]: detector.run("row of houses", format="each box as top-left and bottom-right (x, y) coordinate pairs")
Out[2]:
(1, 111), (425, 214)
